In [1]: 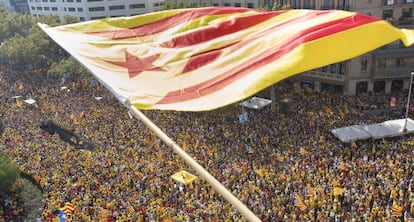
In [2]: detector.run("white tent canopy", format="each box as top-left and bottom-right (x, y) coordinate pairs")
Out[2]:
(362, 123), (401, 139)
(383, 118), (414, 133)
(331, 118), (414, 142)
(239, 97), (272, 110)
(331, 125), (372, 143)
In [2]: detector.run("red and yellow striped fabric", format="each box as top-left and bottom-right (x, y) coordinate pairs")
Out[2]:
(39, 7), (414, 111)
(294, 194), (307, 211)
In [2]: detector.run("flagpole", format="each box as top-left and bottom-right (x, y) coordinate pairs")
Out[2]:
(403, 71), (414, 133)
(127, 104), (261, 222)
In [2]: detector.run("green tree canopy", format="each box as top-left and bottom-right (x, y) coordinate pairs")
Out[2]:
(0, 153), (20, 192)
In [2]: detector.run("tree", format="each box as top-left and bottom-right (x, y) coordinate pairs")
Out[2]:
(0, 153), (20, 192)
(62, 15), (80, 25)
(0, 10), (34, 43)
(0, 12), (64, 70)
(47, 56), (89, 78)
(158, 0), (195, 11)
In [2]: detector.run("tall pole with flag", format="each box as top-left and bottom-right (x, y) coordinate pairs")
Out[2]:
(403, 71), (414, 133)
(128, 104), (261, 222)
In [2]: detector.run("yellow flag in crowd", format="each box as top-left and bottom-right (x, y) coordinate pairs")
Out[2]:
(331, 179), (339, 187)
(300, 147), (308, 156)
(276, 156), (284, 163)
(254, 168), (264, 177)
(295, 194), (307, 211)
(391, 204), (403, 217)
(182, 141), (188, 151)
(306, 184), (315, 197)
(127, 201), (134, 215)
(171, 170), (198, 185)
(15, 99), (23, 108)
(333, 187), (346, 196)
(338, 163), (346, 171)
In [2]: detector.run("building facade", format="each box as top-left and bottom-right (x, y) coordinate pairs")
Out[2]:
(274, 0), (414, 96)
(26, 0), (414, 95)
(4, 0), (30, 13)
(28, 0), (166, 21)
(28, 0), (262, 21)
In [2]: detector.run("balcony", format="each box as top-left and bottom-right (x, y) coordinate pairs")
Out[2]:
(301, 71), (345, 82)
(395, 17), (414, 28)
(373, 46), (414, 58)
(321, 4), (350, 10)
(372, 66), (413, 79)
(383, 0), (395, 6)
(336, 5), (350, 10)
(320, 5), (334, 10)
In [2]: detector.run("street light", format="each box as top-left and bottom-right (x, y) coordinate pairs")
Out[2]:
(402, 71), (414, 133)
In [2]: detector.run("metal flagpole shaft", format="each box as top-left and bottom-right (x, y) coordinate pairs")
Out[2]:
(403, 71), (414, 133)
(128, 105), (261, 222)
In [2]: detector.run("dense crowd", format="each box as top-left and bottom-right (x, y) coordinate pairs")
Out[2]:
(0, 66), (413, 221)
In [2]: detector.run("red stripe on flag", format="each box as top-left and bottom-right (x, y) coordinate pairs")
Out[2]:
(86, 7), (254, 39)
(161, 12), (284, 48)
(156, 13), (378, 105)
(182, 48), (223, 73)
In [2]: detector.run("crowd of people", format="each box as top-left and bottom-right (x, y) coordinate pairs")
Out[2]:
(0, 66), (413, 221)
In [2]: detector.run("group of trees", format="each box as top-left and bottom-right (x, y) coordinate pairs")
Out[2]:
(0, 153), (20, 192)
(0, 8), (87, 77)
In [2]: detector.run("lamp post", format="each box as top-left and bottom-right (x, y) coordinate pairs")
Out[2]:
(402, 71), (414, 133)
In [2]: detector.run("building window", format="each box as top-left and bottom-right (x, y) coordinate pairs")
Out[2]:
(291, 0), (300, 8)
(87, 0), (103, 2)
(360, 59), (368, 71)
(129, 3), (145, 8)
(397, 57), (414, 66)
(338, 61), (346, 75)
(213, 3), (218, 6)
(374, 81), (385, 93)
(77, 7), (83, 11)
(79, 17), (85, 21)
(224, 3), (231, 6)
(356, 81), (368, 96)
(247, 2), (254, 8)
(401, 8), (413, 20)
(64, 7), (66, 11)
(89, 6), (105, 11)
(31, 6), (35, 9)
(303, 0), (315, 9)
(36, 6), (42, 10)
(67, 0), (74, 2)
(50, 0), (56, 2)
(42, 0), (47, 2)
(382, 9), (393, 20)
(68, 7), (75, 11)
(76, 0), (81, 2)
(44, 6), (50, 10)
(51, 7), (57, 10)
(405, 0), (414, 3)
(234, 2), (241, 7)
(91, 16), (106, 20)
(384, 0), (394, 5)
(109, 5), (125, 10)
(376, 58), (395, 68)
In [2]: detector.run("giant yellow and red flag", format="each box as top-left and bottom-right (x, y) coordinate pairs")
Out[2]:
(39, 7), (414, 111)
